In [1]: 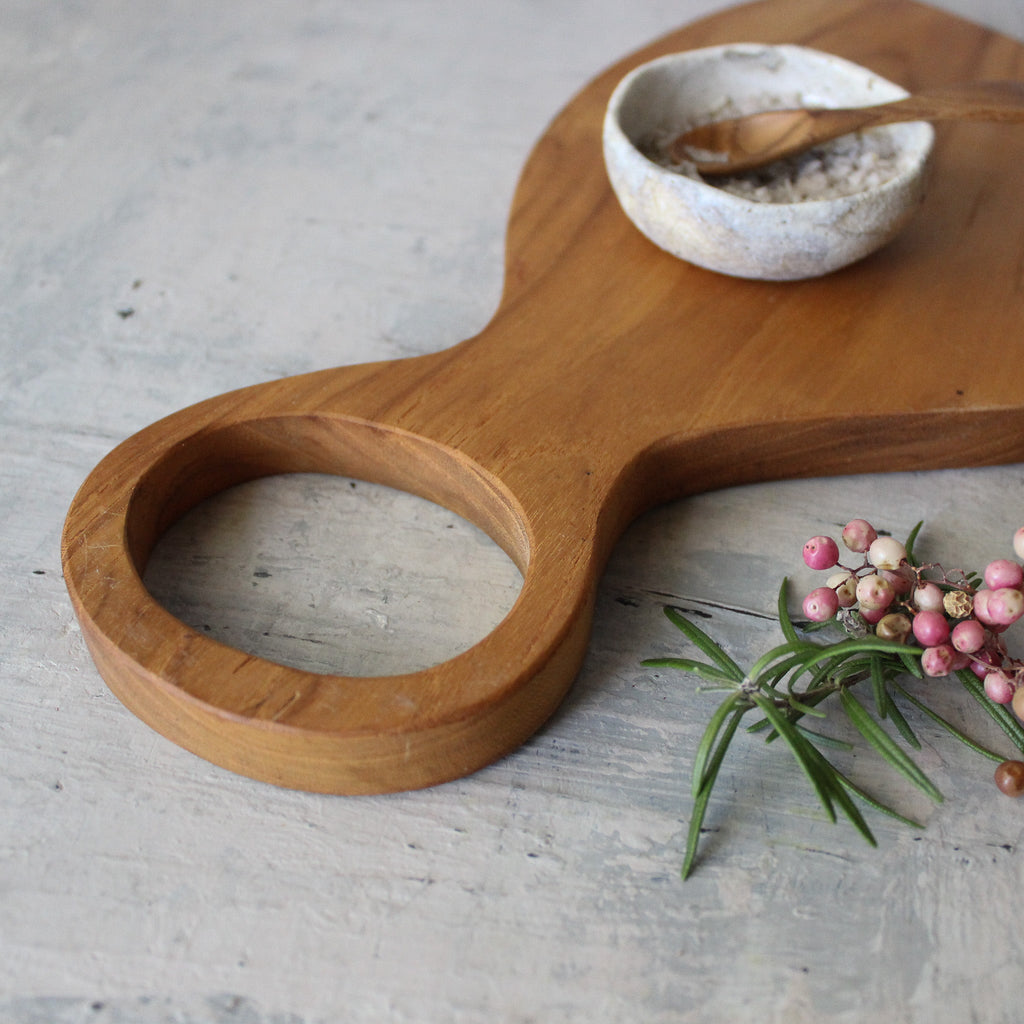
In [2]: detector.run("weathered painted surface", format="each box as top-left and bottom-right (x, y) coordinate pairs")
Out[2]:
(3, 1), (1023, 1021)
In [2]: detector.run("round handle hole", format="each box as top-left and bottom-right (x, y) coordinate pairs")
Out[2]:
(144, 472), (523, 676)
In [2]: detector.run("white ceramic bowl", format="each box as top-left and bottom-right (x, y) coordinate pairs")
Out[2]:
(602, 44), (934, 280)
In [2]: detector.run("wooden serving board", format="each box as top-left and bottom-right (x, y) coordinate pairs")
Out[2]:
(61, 0), (1024, 794)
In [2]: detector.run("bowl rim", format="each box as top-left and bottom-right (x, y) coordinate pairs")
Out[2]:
(604, 42), (934, 211)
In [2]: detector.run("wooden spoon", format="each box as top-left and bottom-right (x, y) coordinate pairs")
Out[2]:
(669, 81), (1024, 174)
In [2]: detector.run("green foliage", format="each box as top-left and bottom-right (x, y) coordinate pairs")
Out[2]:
(644, 577), (1024, 880)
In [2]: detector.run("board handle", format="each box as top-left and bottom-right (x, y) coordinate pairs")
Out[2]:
(60, 361), (613, 793)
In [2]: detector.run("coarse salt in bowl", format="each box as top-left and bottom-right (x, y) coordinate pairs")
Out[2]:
(602, 44), (934, 280)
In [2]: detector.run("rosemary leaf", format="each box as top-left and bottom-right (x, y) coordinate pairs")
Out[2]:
(897, 650), (924, 678)
(757, 697), (881, 845)
(802, 653), (847, 691)
(802, 742), (878, 846)
(745, 640), (819, 690)
(904, 520), (924, 565)
(870, 655), (888, 719)
(893, 681), (1004, 763)
(800, 636), (917, 668)
(663, 607), (744, 680)
(777, 578), (799, 645)
(682, 705), (747, 879)
(839, 688), (943, 803)
(681, 781), (714, 882)
(641, 657), (742, 688)
(759, 649), (827, 693)
(759, 688), (836, 743)
(752, 696), (837, 823)
(881, 687), (921, 750)
(831, 767), (926, 830)
(955, 669), (1024, 756)
(827, 655), (876, 683)
(794, 725), (854, 750)
(691, 693), (747, 798)
(758, 659), (807, 693)
(785, 694), (828, 718)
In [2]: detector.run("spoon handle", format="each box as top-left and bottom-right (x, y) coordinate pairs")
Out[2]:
(839, 80), (1024, 127)
(673, 80), (1024, 173)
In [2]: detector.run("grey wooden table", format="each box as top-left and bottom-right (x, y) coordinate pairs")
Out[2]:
(4, 2), (1024, 1022)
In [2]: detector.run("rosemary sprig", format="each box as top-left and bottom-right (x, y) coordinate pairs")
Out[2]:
(645, 570), (1024, 879)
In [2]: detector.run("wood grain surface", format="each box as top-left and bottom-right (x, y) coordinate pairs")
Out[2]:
(61, 0), (1024, 794)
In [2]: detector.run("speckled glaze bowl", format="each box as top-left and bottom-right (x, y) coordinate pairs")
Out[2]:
(602, 44), (934, 280)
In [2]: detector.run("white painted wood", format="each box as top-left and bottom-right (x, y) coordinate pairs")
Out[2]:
(3, 2), (1024, 1021)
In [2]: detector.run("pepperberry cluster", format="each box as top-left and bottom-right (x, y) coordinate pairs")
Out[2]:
(651, 518), (1024, 872)
(801, 520), (1024, 725)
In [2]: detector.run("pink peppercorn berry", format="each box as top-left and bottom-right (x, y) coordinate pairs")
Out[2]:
(859, 605), (888, 625)
(881, 568), (913, 596)
(984, 558), (1024, 591)
(802, 535), (840, 570)
(981, 588), (1024, 627)
(827, 571), (858, 608)
(912, 582), (945, 613)
(973, 589), (994, 625)
(995, 761), (1024, 797)
(984, 671), (1015, 704)
(841, 518), (877, 553)
(803, 586), (840, 623)
(856, 573), (895, 611)
(913, 609), (950, 647)
(876, 613), (912, 643)
(970, 647), (1001, 680)
(867, 536), (908, 572)
(951, 618), (986, 654)
(921, 644), (957, 677)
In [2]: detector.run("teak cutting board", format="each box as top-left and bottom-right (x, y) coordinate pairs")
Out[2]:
(62, 0), (1024, 793)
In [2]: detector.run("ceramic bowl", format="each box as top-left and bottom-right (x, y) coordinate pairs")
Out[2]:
(602, 44), (934, 280)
